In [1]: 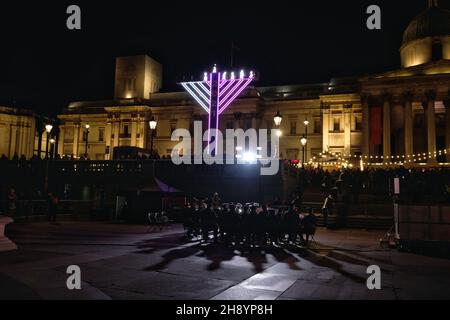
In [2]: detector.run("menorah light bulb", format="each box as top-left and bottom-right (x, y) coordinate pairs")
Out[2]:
(231, 72), (235, 79)
(212, 64), (217, 73)
(249, 70), (254, 78)
(203, 72), (208, 81)
(222, 72), (227, 80)
(239, 70), (244, 79)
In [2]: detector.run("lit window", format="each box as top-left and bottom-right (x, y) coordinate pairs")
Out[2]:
(333, 117), (340, 132)
(290, 121), (297, 135)
(354, 117), (362, 131)
(314, 118), (321, 134)
(98, 128), (104, 142)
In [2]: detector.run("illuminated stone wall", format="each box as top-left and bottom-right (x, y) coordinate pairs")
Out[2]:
(0, 107), (36, 159)
(114, 55), (162, 100)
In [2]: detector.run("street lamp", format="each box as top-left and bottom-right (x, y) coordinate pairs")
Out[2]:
(149, 116), (157, 157)
(274, 111), (283, 127)
(45, 124), (53, 159)
(303, 119), (309, 165)
(49, 139), (56, 159)
(301, 135), (307, 167)
(84, 124), (90, 158)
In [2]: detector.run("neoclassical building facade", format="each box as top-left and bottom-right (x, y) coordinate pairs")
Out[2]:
(0, 106), (36, 159)
(53, 2), (448, 165)
(0, 106), (56, 159)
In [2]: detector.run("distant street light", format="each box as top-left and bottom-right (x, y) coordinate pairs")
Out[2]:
(45, 124), (53, 159)
(43, 124), (53, 194)
(84, 124), (90, 158)
(149, 117), (157, 157)
(301, 135), (307, 167)
(303, 119), (309, 165)
(300, 136), (307, 146)
(50, 139), (56, 159)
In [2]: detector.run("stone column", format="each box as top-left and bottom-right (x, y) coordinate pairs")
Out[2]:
(9, 124), (17, 158)
(403, 92), (414, 160)
(16, 122), (24, 156)
(343, 104), (352, 155)
(73, 124), (80, 157)
(322, 106), (330, 152)
(26, 124), (33, 158)
(361, 95), (370, 158)
(233, 112), (242, 129)
(105, 121), (112, 159)
(23, 123), (29, 157)
(20, 122), (27, 157)
(36, 122), (43, 158)
(444, 98), (450, 162)
(251, 115), (257, 130)
(424, 91), (437, 164)
(382, 95), (391, 161)
(113, 121), (120, 147)
(58, 126), (65, 156)
(131, 119), (137, 147)
(141, 119), (148, 149)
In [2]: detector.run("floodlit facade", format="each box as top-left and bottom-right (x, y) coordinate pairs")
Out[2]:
(0, 106), (55, 159)
(0, 1), (440, 165)
(57, 2), (450, 165)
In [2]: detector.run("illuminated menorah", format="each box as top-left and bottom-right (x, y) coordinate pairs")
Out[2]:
(180, 65), (254, 154)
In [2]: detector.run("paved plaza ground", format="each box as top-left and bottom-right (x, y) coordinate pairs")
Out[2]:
(1, 221), (450, 300)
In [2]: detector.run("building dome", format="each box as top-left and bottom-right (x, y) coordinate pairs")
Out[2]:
(400, 0), (450, 68)
(402, 2), (450, 44)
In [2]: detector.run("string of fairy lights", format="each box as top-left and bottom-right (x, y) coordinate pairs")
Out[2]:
(304, 147), (450, 167)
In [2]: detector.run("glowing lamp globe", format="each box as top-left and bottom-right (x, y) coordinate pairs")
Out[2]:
(274, 111), (283, 126)
(300, 137), (307, 146)
(149, 117), (157, 130)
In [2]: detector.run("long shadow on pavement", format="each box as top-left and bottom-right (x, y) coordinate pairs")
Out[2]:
(137, 233), (308, 273)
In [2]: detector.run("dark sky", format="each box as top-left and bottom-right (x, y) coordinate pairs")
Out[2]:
(0, 0), (448, 116)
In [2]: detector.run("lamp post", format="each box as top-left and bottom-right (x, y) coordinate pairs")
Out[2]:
(49, 139), (56, 159)
(149, 116), (157, 157)
(43, 124), (53, 194)
(303, 119), (309, 164)
(45, 124), (53, 159)
(84, 124), (90, 158)
(301, 135), (307, 167)
(273, 111), (283, 159)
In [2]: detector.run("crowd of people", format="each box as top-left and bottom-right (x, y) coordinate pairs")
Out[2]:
(0, 153), (167, 161)
(182, 193), (317, 247)
(0, 187), (60, 223)
(286, 163), (450, 203)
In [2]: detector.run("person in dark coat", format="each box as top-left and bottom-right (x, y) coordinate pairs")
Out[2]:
(200, 202), (218, 243)
(47, 192), (59, 222)
(286, 206), (300, 243)
(300, 208), (317, 245)
(322, 193), (334, 228)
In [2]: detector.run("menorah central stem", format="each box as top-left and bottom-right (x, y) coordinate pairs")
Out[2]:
(208, 72), (220, 154)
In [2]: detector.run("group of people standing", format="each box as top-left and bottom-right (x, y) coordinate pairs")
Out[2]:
(1, 187), (59, 223)
(182, 193), (317, 247)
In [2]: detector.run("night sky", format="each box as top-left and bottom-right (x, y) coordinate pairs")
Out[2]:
(0, 0), (448, 116)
